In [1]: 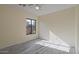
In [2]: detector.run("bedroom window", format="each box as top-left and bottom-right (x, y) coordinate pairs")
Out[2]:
(26, 18), (36, 35)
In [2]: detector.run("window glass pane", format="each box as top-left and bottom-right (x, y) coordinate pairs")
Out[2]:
(32, 20), (36, 34)
(26, 18), (36, 35)
(27, 19), (31, 25)
(32, 20), (35, 25)
(26, 19), (32, 35)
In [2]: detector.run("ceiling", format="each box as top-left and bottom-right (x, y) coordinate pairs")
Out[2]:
(18, 4), (76, 16)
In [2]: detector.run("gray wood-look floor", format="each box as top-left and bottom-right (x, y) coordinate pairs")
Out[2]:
(0, 39), (75, 54)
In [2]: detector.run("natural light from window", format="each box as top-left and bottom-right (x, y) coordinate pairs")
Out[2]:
(35, 31), (70, 52)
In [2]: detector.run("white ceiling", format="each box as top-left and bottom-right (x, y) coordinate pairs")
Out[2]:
(18, 4), (76, 16)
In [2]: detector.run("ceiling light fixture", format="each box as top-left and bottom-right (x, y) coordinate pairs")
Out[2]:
(35, 5), (40, 10)
(19, 4), (40, 10)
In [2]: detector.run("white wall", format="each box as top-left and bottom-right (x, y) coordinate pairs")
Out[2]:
(76, 5), (79, 53)
(39, 7), (75, 47)
(0, 5), (38, 49)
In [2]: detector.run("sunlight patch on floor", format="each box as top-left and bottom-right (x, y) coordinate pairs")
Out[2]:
(35, 40), (70, 52)
(49, 31), (70, 47)
(35, 31), (70, 52)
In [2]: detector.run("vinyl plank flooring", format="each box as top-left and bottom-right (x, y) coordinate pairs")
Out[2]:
(0, 39), (75, 54)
